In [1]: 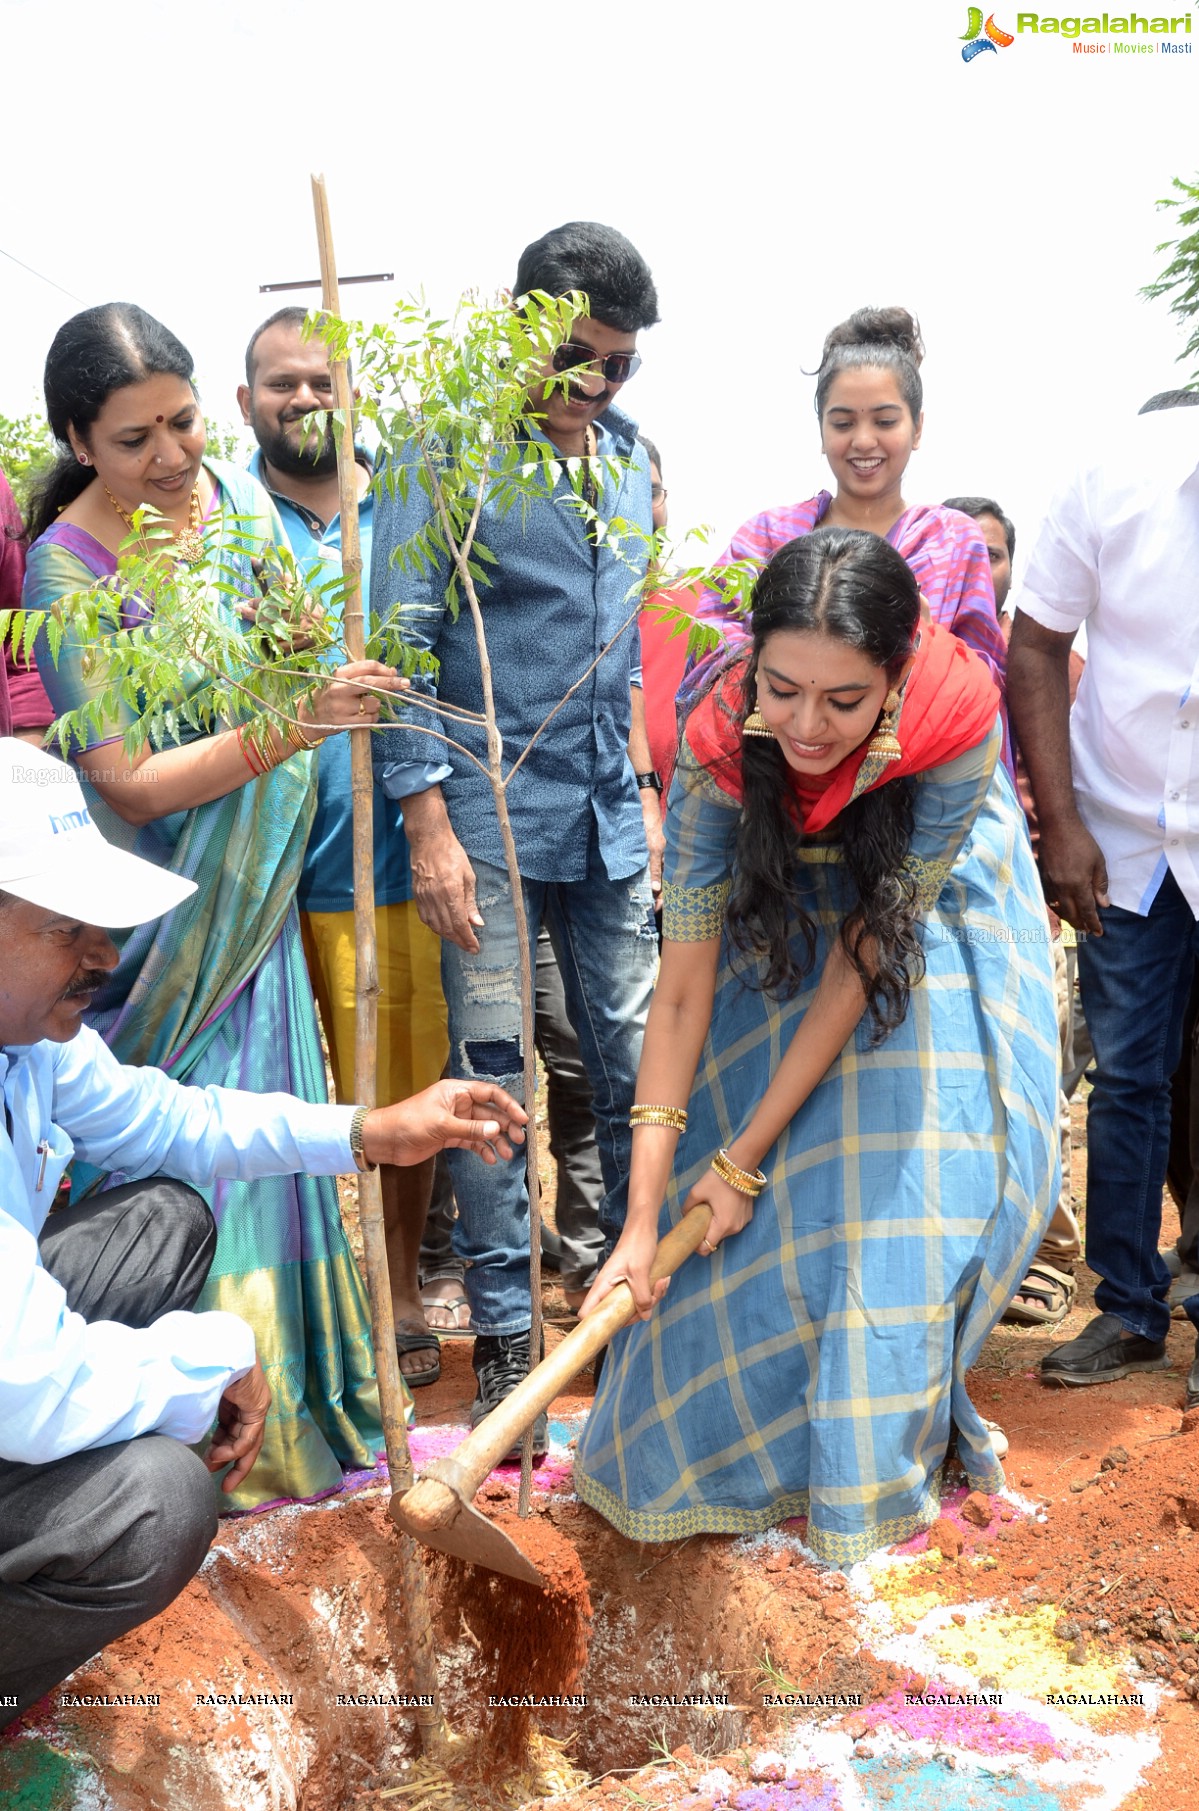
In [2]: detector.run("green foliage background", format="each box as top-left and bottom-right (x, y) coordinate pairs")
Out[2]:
(1142, 170), (1199, 385)
(0, 410), (55, 514)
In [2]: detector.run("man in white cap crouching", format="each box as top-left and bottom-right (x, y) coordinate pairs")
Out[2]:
(0, 740), (526, 1727)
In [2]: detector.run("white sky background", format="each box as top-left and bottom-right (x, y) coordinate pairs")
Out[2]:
(1, 0), (1196, 580)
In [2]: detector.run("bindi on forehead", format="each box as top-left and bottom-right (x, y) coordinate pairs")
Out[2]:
(761, 661), (872, 694)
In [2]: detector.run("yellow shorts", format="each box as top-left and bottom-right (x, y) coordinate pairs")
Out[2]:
(301, 901), (449, 1107)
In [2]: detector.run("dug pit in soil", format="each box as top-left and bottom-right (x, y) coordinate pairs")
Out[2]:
(0, 1475), (900, 1810)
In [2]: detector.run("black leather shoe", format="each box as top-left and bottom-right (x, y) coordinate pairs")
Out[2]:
(1041, 1311), (1170, 1387)
(540, 1223), (563, 1272)
(1186, 1334), (1199, 1411)
(470, 1332), (548, 1458)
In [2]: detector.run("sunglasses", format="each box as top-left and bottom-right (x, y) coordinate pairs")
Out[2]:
(550, 341), (642, 386)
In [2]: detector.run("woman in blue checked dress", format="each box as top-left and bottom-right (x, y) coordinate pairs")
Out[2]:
(573, 529), (1058, 1567)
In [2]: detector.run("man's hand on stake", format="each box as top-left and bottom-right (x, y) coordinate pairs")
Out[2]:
(206, 1357), (272, 1492)
(363, 1080), (528, 1168)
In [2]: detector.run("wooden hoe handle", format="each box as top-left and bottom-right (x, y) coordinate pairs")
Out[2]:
(400, 1203), (713, 1531)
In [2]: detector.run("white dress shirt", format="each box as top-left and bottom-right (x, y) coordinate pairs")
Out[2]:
(1, 1025), (356, 1467)
(1015, 407), (1199, 916)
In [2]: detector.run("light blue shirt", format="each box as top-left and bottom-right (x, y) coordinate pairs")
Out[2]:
(1, 1025), (356, 1466)
(246, 449), (416, 913)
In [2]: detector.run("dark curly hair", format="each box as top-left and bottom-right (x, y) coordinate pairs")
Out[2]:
(717, 527), (924, 1042)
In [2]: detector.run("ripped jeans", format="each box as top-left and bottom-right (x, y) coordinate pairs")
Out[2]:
(440, 853), (657, 1335)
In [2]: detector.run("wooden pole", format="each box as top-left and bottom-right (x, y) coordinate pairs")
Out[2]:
(311, 173), (451, 1760)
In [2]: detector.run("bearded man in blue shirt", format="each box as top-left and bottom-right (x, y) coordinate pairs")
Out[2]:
(238, 309), (449, 1392)
(372, 222), (664, 1455)
(0, 740), (525, 1727)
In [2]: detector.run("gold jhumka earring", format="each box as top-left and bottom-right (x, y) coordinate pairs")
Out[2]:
(742, 701), (774, 739)
(866, 688), (903, 760)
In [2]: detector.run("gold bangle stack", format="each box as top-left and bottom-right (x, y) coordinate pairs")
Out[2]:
(285, 719), (320, 753)
(629, 1104), (689, 1132)
(712, 1147), (767, 1197)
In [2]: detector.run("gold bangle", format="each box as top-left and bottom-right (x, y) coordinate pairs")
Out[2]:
(629, 1104), (689, 1132)
(285, 719), (320, 753)
(712, 1147), (767, 1198)
(238, 725), (287, 774)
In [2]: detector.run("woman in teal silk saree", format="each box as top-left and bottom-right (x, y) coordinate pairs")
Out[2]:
(26, 303), (399, 1507)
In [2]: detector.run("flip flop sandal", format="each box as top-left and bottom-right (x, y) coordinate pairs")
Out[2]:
(394, 1327), (442, 1387)
(419, 1285), (475, 1338)
(1002, 1259), (1076, 1327)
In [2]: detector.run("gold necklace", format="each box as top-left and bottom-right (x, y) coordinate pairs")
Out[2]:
(104, 483), (206, 565)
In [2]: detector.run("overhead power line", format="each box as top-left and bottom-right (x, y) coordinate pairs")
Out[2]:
(0, 244), (84, 304)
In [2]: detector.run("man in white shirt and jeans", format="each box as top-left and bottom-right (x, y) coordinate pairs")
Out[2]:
(1008, 399), (1199, 1392)
(0, 740), (524, 1727)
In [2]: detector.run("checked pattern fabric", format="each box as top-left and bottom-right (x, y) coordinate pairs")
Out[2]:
(575, 722), (1059, 1565)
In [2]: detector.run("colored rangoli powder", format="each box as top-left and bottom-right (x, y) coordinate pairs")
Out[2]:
(861, 1687), (1060, 1755)
(408, 1422), (578, 1494)
(0, 1737), (101, 1811)
(859, 1553), (949, 1625)
(729, 1782), (841, 1811)
(853, 1756), (1064, 1811)
(892, 1487), (1004, 1557)
(929, 1605), (1126, 1705)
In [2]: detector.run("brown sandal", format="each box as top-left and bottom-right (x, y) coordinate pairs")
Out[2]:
(1002, 1259), (1076, 1327)
(420, 1281), (474, 1337)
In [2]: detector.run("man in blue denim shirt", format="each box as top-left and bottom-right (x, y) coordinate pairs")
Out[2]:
(372, 222), (663, 1452)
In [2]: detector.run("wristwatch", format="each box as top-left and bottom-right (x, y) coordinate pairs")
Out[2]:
(348, 1105), (377, 1173)
(635, 770), (663, 793)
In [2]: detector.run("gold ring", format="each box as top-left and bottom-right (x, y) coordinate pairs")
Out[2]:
(358, 698), (366, 715)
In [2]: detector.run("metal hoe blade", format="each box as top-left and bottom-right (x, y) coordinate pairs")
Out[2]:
(389, 1488), (546, 1588)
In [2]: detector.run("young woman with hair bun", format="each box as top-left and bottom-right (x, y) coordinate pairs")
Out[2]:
(574, 528), (1056, 1565)
(683, 308), (1008, 735)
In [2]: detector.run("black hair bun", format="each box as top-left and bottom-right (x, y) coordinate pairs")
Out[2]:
(822, 307), (924, 368)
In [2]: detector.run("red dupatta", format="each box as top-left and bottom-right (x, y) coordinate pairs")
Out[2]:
(686, 620), (1000, 835)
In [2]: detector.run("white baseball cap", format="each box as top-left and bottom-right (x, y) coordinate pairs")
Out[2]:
(0, 739), (197, 927)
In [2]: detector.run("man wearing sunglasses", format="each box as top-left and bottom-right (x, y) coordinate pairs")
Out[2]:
(372, 221), (661, 1453)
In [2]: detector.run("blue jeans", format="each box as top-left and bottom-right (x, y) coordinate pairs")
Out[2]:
(419, 929), (607, 1294)
(1078, 865), (1199, 1341)
(441, 849), (657, 1335)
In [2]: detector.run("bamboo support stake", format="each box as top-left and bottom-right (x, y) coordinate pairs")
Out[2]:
(311, 173), (450, 1760)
